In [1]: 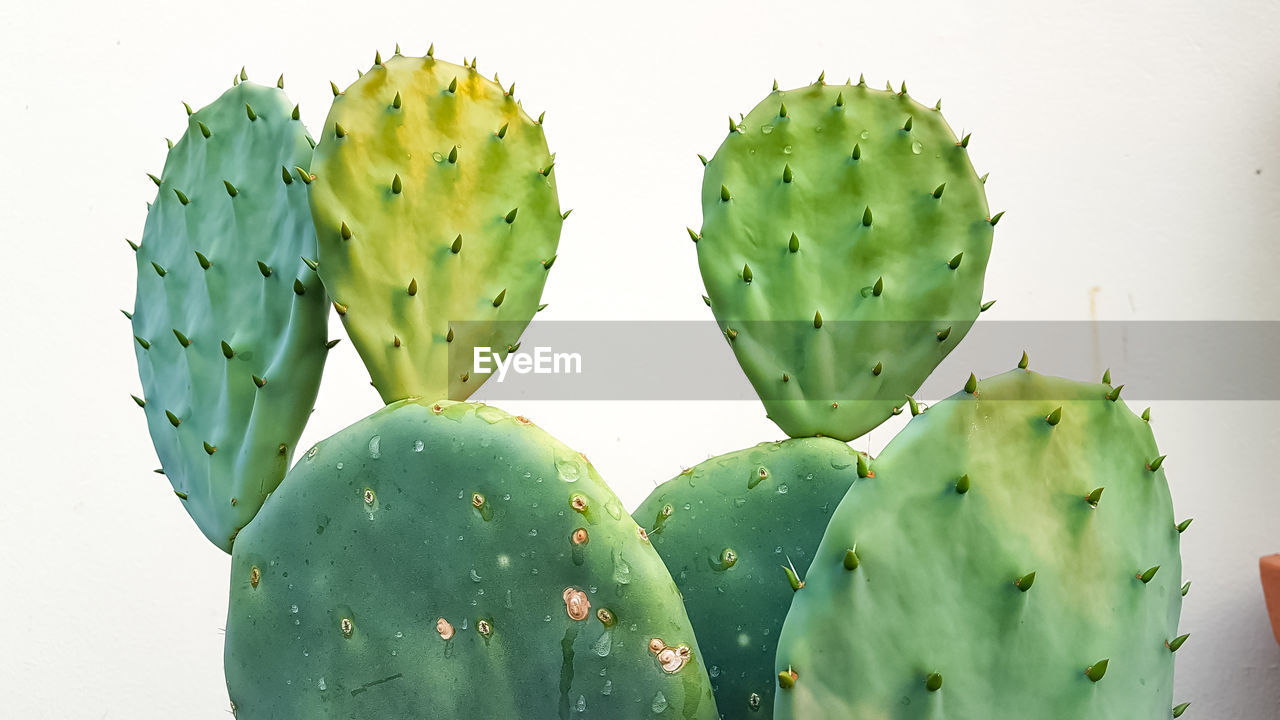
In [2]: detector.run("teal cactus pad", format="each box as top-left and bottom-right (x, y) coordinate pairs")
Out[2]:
(774, 369), (1184, 719)
(131, 79), (328, 552)
(635, 438), (863, 718)
(698, 78), (995, 441)
(225, 400), (717, 719)
(308, 52), (563, 404)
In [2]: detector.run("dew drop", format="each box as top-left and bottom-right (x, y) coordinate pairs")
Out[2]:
(432, 151), (444, 162)
(592, 630), (612, 657)
(777, 484), (789, 494)
(290, 604), (299, 614)
(413, 440), (424, 452)
(368, 435), (381, 458)
(612, 549), (632, 585)
(317, 677), (326, 691)
(911, 141), (923, 155)
(601, 680), (613, 696)
(306, 446), (318, 459)
(761, 125), (774, 135)
(782, 145), (793, 155)
(576, 695), (586, 712)
(651, 691), (668, 713)
(709, 665), (721, 678)
(470, 568), (482, 583)
(556, 458), (583, 482)
(335, 462), (344, 470)
(860, 130), (870, 139)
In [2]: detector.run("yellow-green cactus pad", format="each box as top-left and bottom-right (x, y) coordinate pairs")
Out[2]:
(774, 369), (1185, 719)
(698, 78), (996, 440)
(308, 52), (563, 403)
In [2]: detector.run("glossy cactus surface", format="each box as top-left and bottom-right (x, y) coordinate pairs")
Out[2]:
(636, 437), (862, 718)
(130, 78), (328, 552)
(697, 78), (995, 440)
(774, 368), (1185, 719)
(308, 52), (563, 404)
(225, 400), (717, 719)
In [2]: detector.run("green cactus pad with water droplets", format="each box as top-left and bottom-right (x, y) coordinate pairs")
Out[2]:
(698, 80), (993, 441)
(225, 400), (717, 719)
(774, 370), (1183, 719)
(635, 437), (862, 718)
(308, 53), (562, 403)
(131, 81), (327, 552)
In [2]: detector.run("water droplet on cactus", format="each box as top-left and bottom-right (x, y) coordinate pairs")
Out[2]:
(432, 151), (444, 162)
(782, 145), (793, 154)
(592, 630), (613, 657)
(317, 677), (326, 690)
(748, 692), (761, 711)
(335, 462), (344, 470)
(860, 130), (870, 139)
(290, 604), (299, 613)
(368, 435), (381, 458)
(651, 691), (668, 713)
(470, 568), (482, 583)
(612, 550), (632, 585)
(761, 125), (774, 135)
(555, 457), (583, 482)
(911, 140), (923, 155)
(306, 446), (318, 459)
(601, 680), (613, 696)
(709, 665), (721, 678)
(576, 695), (586, 712)
(605, 500), (623, 520)
(777, 483), (789, 494)
(412, 440), (424, 452)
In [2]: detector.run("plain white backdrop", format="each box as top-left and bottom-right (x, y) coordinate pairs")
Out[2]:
(2, 0), (1278, 716)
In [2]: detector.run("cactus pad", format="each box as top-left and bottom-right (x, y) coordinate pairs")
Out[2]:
(308, 52), (563, 403)
(773, 369), (1184, 719)
(131, 80), (327, 552)
(225, 400), (717, 718)
(635, 438), (862, 718)
(698, 79), (995, 440)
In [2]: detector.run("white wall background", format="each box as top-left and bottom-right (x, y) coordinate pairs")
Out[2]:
(2, 0), (1278, 716)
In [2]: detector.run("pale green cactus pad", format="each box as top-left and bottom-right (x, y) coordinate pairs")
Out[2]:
(225, 400), (718, 719)
(774, 368), (1187, 719)
(308, 51), (563, 404)
(697, 78), (996, 441)
(131, 77), (328, 552)
(635, 437), (863, 718)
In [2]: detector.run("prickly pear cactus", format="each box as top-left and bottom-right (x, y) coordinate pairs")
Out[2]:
(130, 77), (328, 552)
(308, 50), (563, 404)
(225, 400), (718, 719)
(697, 78), (997, 441)
(635, 438), (863, 718)
(774, 367), (1188, 719)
